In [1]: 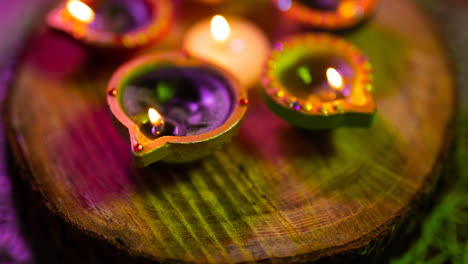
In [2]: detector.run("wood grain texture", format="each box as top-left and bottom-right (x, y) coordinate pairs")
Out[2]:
(6, 0), (454, 263)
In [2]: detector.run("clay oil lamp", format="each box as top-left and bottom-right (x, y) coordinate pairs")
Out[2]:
(262, 34), (375, 129)
(107, 52), (248, 167)
(47, 0), (173, 48)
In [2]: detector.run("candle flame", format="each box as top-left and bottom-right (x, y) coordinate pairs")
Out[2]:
(67, 0), (95, 23)
(326, 68), (344, 90)
(148, 108), (164, 126)
(211, 15), (230, 42)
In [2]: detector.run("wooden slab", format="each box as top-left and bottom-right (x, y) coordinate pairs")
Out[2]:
(6, 0), (454, 263)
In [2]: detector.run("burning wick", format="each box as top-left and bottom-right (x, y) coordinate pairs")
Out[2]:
(326, 67), (344, 90)
(66, 0), (95, 23)
(148, 108), (165, 136)
(211, 15), (230, 42)
(145, 108), (181, 138)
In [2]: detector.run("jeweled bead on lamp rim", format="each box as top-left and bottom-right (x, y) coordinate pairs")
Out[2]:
(47, 0), (174, 48)
(261, 33), (376, 130)
(274, 0), (378, 30)
(107, 52), (248, 167)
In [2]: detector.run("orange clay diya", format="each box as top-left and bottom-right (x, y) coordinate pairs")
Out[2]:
(107, 52), (248, 167)
(47, 0), (173, 48)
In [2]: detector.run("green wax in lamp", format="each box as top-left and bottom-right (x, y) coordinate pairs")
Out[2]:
(279, 54), (353, 106)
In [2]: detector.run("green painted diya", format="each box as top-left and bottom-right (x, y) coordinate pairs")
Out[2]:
(261, 34), (375, 130)
(274, 0), (378, 30)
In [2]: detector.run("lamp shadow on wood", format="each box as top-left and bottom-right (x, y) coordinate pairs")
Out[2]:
(54, 106), (138, 209)
(235, 93), (408, 207)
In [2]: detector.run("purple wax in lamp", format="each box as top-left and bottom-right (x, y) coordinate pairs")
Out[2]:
(279, 54), (352, 103)
(297, 0), (341, 10)
(107, 52), (247, 165)
(48, 0), (174, 48)
(274, 0), (377, 30)
(122, 66), (235, 139)
(89, 0), (152, 34)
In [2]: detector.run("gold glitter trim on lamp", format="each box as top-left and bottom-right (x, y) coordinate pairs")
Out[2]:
(261, 33), (376, 129)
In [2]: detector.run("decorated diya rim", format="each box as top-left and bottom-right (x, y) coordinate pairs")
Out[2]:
(274, 0), (377, 30)
(261, 33), (375, 129)
(107, 52), (248, 166)
(47, 0), (173, 48)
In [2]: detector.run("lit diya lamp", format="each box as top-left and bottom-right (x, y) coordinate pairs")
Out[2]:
(107, 52), (248, 167)
(274, 0), (377, 30)
(262, 34), (375, 129)
(47, 0), (173, 48)
(183, 15), (271, 88)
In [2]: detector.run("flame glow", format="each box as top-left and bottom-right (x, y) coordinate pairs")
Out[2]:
(326, 68), (344, 90)
(211, 15), (231, 42)
(67, 0), (95, 23)
(148, 108), (164, 126)
(277, 0), (292, 11)
(339, 1), (359, 18)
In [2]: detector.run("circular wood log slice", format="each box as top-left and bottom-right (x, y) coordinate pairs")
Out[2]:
(6, 0), (454, 263)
